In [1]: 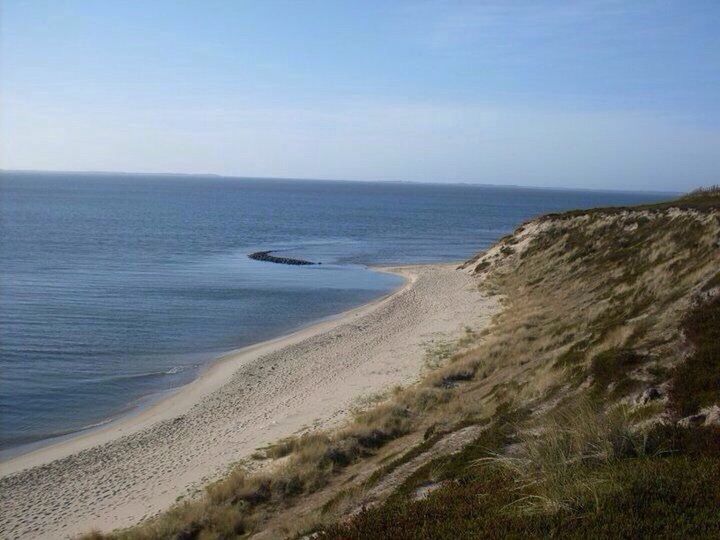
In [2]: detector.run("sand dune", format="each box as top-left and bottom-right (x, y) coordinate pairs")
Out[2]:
(0, 264), (495, 539)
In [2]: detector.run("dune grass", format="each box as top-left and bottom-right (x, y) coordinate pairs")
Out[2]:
(322, 451), (720, 539)
(323, 401), (720, 539)
(88, 193), (720, 539)
(319, 195), (720, 539)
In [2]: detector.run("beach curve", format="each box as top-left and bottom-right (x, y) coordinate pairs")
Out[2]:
(0, 263), (496, 539)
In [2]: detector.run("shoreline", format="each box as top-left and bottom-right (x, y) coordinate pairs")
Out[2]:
(0, 266), (413, 472)
(0, 263), (496, 539)
(0, 263), (404, 464)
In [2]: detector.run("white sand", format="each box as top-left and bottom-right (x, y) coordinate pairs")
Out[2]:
(0, 264), (495, 539)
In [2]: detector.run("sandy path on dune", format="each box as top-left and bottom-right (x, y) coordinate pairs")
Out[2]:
(0, 264), (495, 539)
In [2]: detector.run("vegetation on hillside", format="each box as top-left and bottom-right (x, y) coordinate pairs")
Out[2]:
(324, 300), (720, 539)
(88, 191), (720, 539)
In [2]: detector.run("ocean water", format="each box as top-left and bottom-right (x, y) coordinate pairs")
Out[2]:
(0, 172), (671, 452)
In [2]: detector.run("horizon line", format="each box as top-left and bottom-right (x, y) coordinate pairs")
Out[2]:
(0, 168), (682, 196)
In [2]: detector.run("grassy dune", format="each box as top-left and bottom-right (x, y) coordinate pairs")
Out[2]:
(89, 188), (720, 539)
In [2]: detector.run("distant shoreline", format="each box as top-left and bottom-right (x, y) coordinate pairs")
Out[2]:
(0, 169), (681, 196)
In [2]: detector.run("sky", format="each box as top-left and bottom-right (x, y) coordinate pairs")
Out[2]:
(1, 0), (719, 191)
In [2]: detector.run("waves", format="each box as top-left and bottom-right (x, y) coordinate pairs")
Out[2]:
(90, 365), (190, 384)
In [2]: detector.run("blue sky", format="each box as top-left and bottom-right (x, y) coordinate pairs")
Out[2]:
(1, 1), (718, 191)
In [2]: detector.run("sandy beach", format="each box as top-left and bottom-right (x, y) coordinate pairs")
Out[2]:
(0, 263), (495, 539)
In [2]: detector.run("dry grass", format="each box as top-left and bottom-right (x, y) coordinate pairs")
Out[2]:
(89, 195), (720, 539)
(476, 401), (650, 516)
(681, 184), (720, 200)
(93, 340), (469, 539)
(319, 195), (720, 539)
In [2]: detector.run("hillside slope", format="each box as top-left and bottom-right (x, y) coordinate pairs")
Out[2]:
(324, 192), (720, 538)
(91, 191), (720, 539)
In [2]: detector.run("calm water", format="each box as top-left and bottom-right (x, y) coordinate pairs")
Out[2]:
(0, 172), (671, 452)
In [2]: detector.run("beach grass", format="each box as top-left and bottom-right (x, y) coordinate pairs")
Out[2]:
(85, 191), (720, 539)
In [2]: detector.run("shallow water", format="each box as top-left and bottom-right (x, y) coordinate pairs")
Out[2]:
(0, 172), (671, 450)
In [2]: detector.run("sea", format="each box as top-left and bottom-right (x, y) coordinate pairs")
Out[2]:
(0, 171), (672, 454)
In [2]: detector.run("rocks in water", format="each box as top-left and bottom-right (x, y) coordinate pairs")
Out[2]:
(248, 251), (319, 266)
